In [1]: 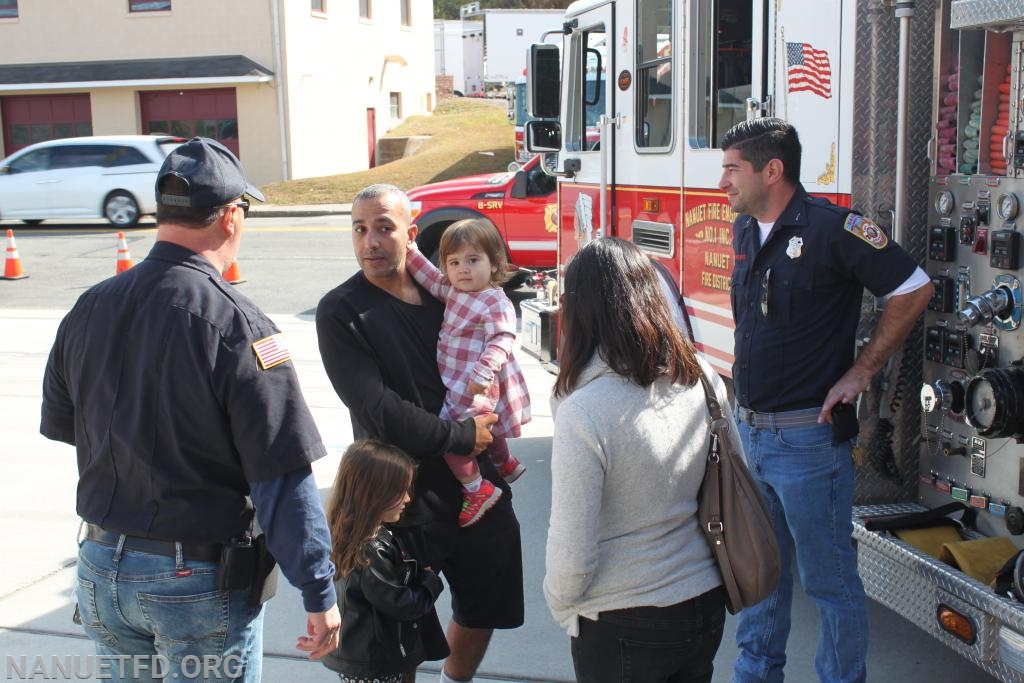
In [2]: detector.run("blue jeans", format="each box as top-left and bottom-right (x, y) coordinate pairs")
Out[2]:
(570, 587), (726, 683)
(77, 538), (264, 682)
(732, 420), (868, 683)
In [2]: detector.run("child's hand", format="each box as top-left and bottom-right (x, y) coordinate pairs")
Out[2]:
(468, 380), (489, 395)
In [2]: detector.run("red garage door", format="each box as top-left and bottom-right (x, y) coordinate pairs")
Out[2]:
(140, 88), (239, 156)
(1, 93), (93, 154)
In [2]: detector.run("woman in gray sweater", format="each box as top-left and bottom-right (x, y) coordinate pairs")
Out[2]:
(545, 238), (729, 683)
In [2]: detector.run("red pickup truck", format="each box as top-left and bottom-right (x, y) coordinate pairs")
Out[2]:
(407, 155), (557, 287)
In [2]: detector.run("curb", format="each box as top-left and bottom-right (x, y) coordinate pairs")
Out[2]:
(249, 204), (351, 218)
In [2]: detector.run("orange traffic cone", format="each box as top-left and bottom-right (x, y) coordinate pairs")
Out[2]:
(3, 229), (28, 280)
(115, 232), (133, 274)
(224, 259), (246, 284)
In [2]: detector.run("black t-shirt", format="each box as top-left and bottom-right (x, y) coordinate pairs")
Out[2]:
(41, 241), (326, 543)
(315, 272), (479, 527)
(731, 185), (920, 411)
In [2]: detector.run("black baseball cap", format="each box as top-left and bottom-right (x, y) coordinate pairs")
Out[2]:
(156, 137), (265, 209)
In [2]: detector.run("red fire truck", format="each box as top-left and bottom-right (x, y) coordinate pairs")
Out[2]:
(407, 154), (558, 286)
(523, 0), (1024, 680)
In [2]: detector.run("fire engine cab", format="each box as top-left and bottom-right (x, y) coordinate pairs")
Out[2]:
(524, 0), (1024, 679)
(406, 154), (558, 286)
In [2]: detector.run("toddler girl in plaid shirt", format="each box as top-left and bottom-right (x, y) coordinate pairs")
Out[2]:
(407, 218), (532, 527)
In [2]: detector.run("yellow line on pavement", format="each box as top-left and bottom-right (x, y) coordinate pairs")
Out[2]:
(244, 225), (350, 233)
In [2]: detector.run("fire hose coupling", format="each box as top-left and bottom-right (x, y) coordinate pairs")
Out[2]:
(958, 275), (1023, 330)
(892, 1), (916, 18)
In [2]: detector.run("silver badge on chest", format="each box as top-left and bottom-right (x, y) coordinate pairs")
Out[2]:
(786, 236), (803, 259)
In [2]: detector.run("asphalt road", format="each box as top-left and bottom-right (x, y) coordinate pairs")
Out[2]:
(0, 216), (354, 313)
(0, 216), (1001, 682)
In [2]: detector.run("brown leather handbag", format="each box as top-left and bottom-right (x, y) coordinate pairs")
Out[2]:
(697, 373), (781, 614)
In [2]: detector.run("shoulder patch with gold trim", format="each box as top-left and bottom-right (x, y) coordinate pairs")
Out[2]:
(252, 333), (291, 370)
(843, 214), (889, 249)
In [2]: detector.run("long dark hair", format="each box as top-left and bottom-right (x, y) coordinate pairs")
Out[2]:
(554, 238), (700, 397)
(325, 439), (415, 576)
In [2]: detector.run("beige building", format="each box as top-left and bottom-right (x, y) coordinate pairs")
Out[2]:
(0, 0), (435, 185)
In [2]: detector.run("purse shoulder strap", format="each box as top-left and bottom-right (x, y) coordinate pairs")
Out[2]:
(697, 371), (723, 422)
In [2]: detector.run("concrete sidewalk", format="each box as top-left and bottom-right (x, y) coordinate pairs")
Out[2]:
(0, 309), (1000, 682)
(0, 309), (566, 683)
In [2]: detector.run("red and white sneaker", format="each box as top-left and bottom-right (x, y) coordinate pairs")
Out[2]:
(496, 456), (527, 483)
(458, 479), (503, 528)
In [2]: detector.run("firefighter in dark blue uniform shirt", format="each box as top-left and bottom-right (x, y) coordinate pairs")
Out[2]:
(720, 119), (932, 683)
(40, 138), (340, 682)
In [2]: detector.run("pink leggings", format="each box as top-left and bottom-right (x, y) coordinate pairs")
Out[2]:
(443, 435), (510, 484)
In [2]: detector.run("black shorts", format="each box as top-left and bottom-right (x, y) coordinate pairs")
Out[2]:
(395, 484), (524, 630)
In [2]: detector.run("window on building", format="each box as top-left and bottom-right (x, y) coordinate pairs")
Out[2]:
(636, 0), (672, 149)
(359, 0), (371, 20)
(311, 0), (325, 13)
(389, 92), (402, 120)
(400, 0), (410, 26)
(146, 118), (237, 142)
(8, 121), (92, 149)
(688, 0), (752, 149)
(0, 0), (18, 18)
(129, 0), (171, 12)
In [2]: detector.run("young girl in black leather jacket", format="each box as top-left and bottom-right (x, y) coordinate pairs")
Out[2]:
(322, 440), (449, 683)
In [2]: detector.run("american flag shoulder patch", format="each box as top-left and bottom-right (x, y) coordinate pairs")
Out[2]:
(252, 333), (291, 370)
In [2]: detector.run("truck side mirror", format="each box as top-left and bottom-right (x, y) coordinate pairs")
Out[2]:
(526, 120), (561, 153)
(510, 170), (528, 199)
(528, 44), (561, 119)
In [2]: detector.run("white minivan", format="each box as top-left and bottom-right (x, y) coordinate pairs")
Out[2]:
(0, 135), (186, 227)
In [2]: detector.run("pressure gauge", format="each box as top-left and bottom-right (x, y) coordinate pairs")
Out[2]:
(997, 193), (1020, 221)
(965, 366), (1024, 438)
(966, 375), (1000, 433)
(935, 190), (955, 217)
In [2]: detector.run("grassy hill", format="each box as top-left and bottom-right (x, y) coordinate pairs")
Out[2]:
(261, 98), (516, 205)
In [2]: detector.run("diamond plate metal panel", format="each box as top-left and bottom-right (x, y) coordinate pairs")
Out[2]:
(951, 0), (1024, 31)
(850, 1), (936, 504)
(854, 504), (1024, 683)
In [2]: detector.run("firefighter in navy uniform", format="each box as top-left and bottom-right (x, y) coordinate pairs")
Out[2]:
(40, 138), (340, 683)
(719, 119), (933, 683)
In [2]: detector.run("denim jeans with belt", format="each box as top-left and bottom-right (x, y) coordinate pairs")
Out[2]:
(570, 587), (726, 683)
(76, 538), (264, 683)
(732, 420), (868, 683)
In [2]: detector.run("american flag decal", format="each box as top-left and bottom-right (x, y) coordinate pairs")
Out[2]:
(786, 42), (831, 99)
(252, 333), (291, 370)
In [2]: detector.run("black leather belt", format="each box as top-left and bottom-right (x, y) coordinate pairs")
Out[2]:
(85, 524), (222, 563)
(736, 406), (822, 429)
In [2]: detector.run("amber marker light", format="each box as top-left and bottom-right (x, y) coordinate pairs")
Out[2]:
(936, 604), (977, 644)
(641, 198), (660, 213)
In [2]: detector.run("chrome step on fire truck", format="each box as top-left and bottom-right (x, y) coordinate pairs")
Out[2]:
(523, 0), (1024, 679)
